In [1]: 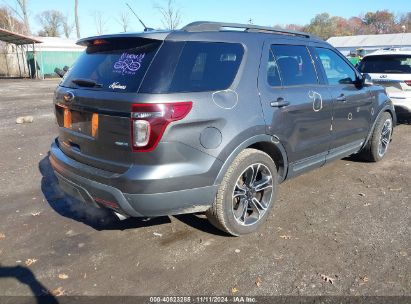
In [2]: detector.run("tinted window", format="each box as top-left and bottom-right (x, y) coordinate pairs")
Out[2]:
(140, 42), (244, 93)
(61, 38), (162, 93)
(358, 55), (411, 74)
(267, 48), (281, 86)
(270, 45), (318, 86)
(315, 48), (356, 85)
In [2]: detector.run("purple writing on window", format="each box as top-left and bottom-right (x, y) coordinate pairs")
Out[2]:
(113, 53), (145, 75)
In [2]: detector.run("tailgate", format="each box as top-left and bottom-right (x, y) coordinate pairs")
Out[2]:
(54, 37), (163, 173)
(54, 89), (133, 174)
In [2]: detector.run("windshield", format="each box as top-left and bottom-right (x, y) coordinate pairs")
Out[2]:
(358, 55), (411, 74)
(61, 38), (162, 93)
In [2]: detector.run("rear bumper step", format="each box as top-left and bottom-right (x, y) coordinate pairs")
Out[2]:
(50, 154), (217, 217)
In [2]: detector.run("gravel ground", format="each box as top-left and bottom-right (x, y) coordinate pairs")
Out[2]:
(0, 79), (409, 299)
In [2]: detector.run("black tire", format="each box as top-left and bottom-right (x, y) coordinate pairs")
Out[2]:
(359, 112), (393, 162)
(206, 148), (278, 236)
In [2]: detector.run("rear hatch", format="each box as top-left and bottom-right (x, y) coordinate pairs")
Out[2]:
(358, 54), (411, 96)
(55, 35), (245, 174)
(55, 37), (163, 173)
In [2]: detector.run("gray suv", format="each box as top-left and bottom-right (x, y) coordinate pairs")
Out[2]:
(50, 22), (396, 236)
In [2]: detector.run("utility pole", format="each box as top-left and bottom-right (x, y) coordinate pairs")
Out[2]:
(75, 0), (80, 38)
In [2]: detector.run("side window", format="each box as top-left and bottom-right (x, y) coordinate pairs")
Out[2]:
(271, 45), (318, 86)
(267, 48), (281, 86)
(315, 48), (356, 85)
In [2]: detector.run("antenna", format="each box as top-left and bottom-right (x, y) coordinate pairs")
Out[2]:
(126, 3), (153, 32)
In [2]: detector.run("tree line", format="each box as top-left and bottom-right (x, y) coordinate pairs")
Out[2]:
(0, 1), (409, 40)
(274, 11), (411, 40)
(0, 0), (181, 38)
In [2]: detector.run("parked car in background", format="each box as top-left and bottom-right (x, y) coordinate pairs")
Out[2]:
(50, 22), (396, 236)
(358, 49), (411, 117)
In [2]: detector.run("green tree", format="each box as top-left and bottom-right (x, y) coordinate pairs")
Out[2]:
(362, 10), (397, 34)
(303, 13), (334, 39)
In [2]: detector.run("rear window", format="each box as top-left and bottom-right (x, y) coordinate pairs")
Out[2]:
(61, 38), (162, 92)
(140, 41), (244, 93)
(358, 55), (411, 74)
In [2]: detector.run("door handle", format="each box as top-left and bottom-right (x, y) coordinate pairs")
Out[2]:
(336, 94), (346, 102)
(270, 97), (290, 108)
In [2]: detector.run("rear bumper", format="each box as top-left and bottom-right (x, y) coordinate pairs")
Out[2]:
(50, 142), (219, 217)
(389, 94), (411, 114)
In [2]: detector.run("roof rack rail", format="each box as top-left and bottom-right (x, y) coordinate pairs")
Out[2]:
(182, 21), (311, 38)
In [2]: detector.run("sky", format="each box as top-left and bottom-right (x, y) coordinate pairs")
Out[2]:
(3, 0), (411, 38)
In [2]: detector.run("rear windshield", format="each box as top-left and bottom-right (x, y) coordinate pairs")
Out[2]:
(358, 55), (411, 74)
(140, 41), (244, 93)
(61, 38), (162, 92)
(61, 39), (244, 94)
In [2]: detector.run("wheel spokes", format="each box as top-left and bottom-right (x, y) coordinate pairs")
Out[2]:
(232, 163), (274, 226)
(240, 199), (248, 222)
(378, 119), (392, 157)
(253, 177), (272, 192)
(233, 184), (247, 199)
(251, 197), (266, 215)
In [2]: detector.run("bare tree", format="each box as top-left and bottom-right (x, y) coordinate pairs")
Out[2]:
(74, 0), (80, 38)
(37, 10), (64, 37)
(0, 6), (24, 32)
(62, 15), (74, 38)
(117, 11), (131, 32)
(155, 0), (181, 30)
(93, 11), (107, 35)
(3, 0), (31, 33)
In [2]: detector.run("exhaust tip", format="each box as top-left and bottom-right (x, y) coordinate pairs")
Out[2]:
(114, 212), (128, 221)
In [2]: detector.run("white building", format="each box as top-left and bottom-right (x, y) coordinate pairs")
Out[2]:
(327, 33), (411, 56)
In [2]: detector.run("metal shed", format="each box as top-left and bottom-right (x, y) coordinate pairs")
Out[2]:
(26, 37), (85, 78)
(327, 33), (411, 56)
(0, 28), (42, 78)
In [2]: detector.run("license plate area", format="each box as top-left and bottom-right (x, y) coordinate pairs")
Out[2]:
(56, 105), (98, 137)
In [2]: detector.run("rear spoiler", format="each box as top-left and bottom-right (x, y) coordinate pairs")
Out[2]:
(76, 31), (171, 46)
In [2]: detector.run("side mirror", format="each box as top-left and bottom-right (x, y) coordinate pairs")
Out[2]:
(362, 73), (373, 86)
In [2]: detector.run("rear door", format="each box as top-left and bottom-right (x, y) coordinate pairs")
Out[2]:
(258, 42), (334, 176)
(313, 47), (372, 155)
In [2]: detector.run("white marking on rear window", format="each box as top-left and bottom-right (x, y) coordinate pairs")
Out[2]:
(109, 82), (127, 90)
(113, 53), (145, 75)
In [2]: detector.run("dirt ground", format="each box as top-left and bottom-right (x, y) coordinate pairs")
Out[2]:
(0, 79), (409, 298)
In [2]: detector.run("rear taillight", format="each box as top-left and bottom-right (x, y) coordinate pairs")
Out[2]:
(404, 80), (411, 87)
(131, 102), (192, 152)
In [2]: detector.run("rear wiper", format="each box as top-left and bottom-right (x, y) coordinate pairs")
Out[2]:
(71, 78), (102, 88)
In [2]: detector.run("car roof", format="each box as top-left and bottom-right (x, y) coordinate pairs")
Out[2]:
(364, 48), (411, 57)
(77, 21), (327, 47)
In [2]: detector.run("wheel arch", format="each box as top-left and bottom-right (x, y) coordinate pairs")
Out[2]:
(214, 135), (288, 186)
(363, 104), (396, 149)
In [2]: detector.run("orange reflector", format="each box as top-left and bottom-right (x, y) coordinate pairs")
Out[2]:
(91, 113), (99, 137)
(63, 108), (71, 128)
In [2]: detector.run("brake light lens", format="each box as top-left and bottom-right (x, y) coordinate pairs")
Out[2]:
(131, 102), (192, 152)
(404, 80), (411, 87)
(92, 39), (108, 46)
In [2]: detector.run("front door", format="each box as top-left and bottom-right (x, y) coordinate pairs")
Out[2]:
(313, 47), (372, 156)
